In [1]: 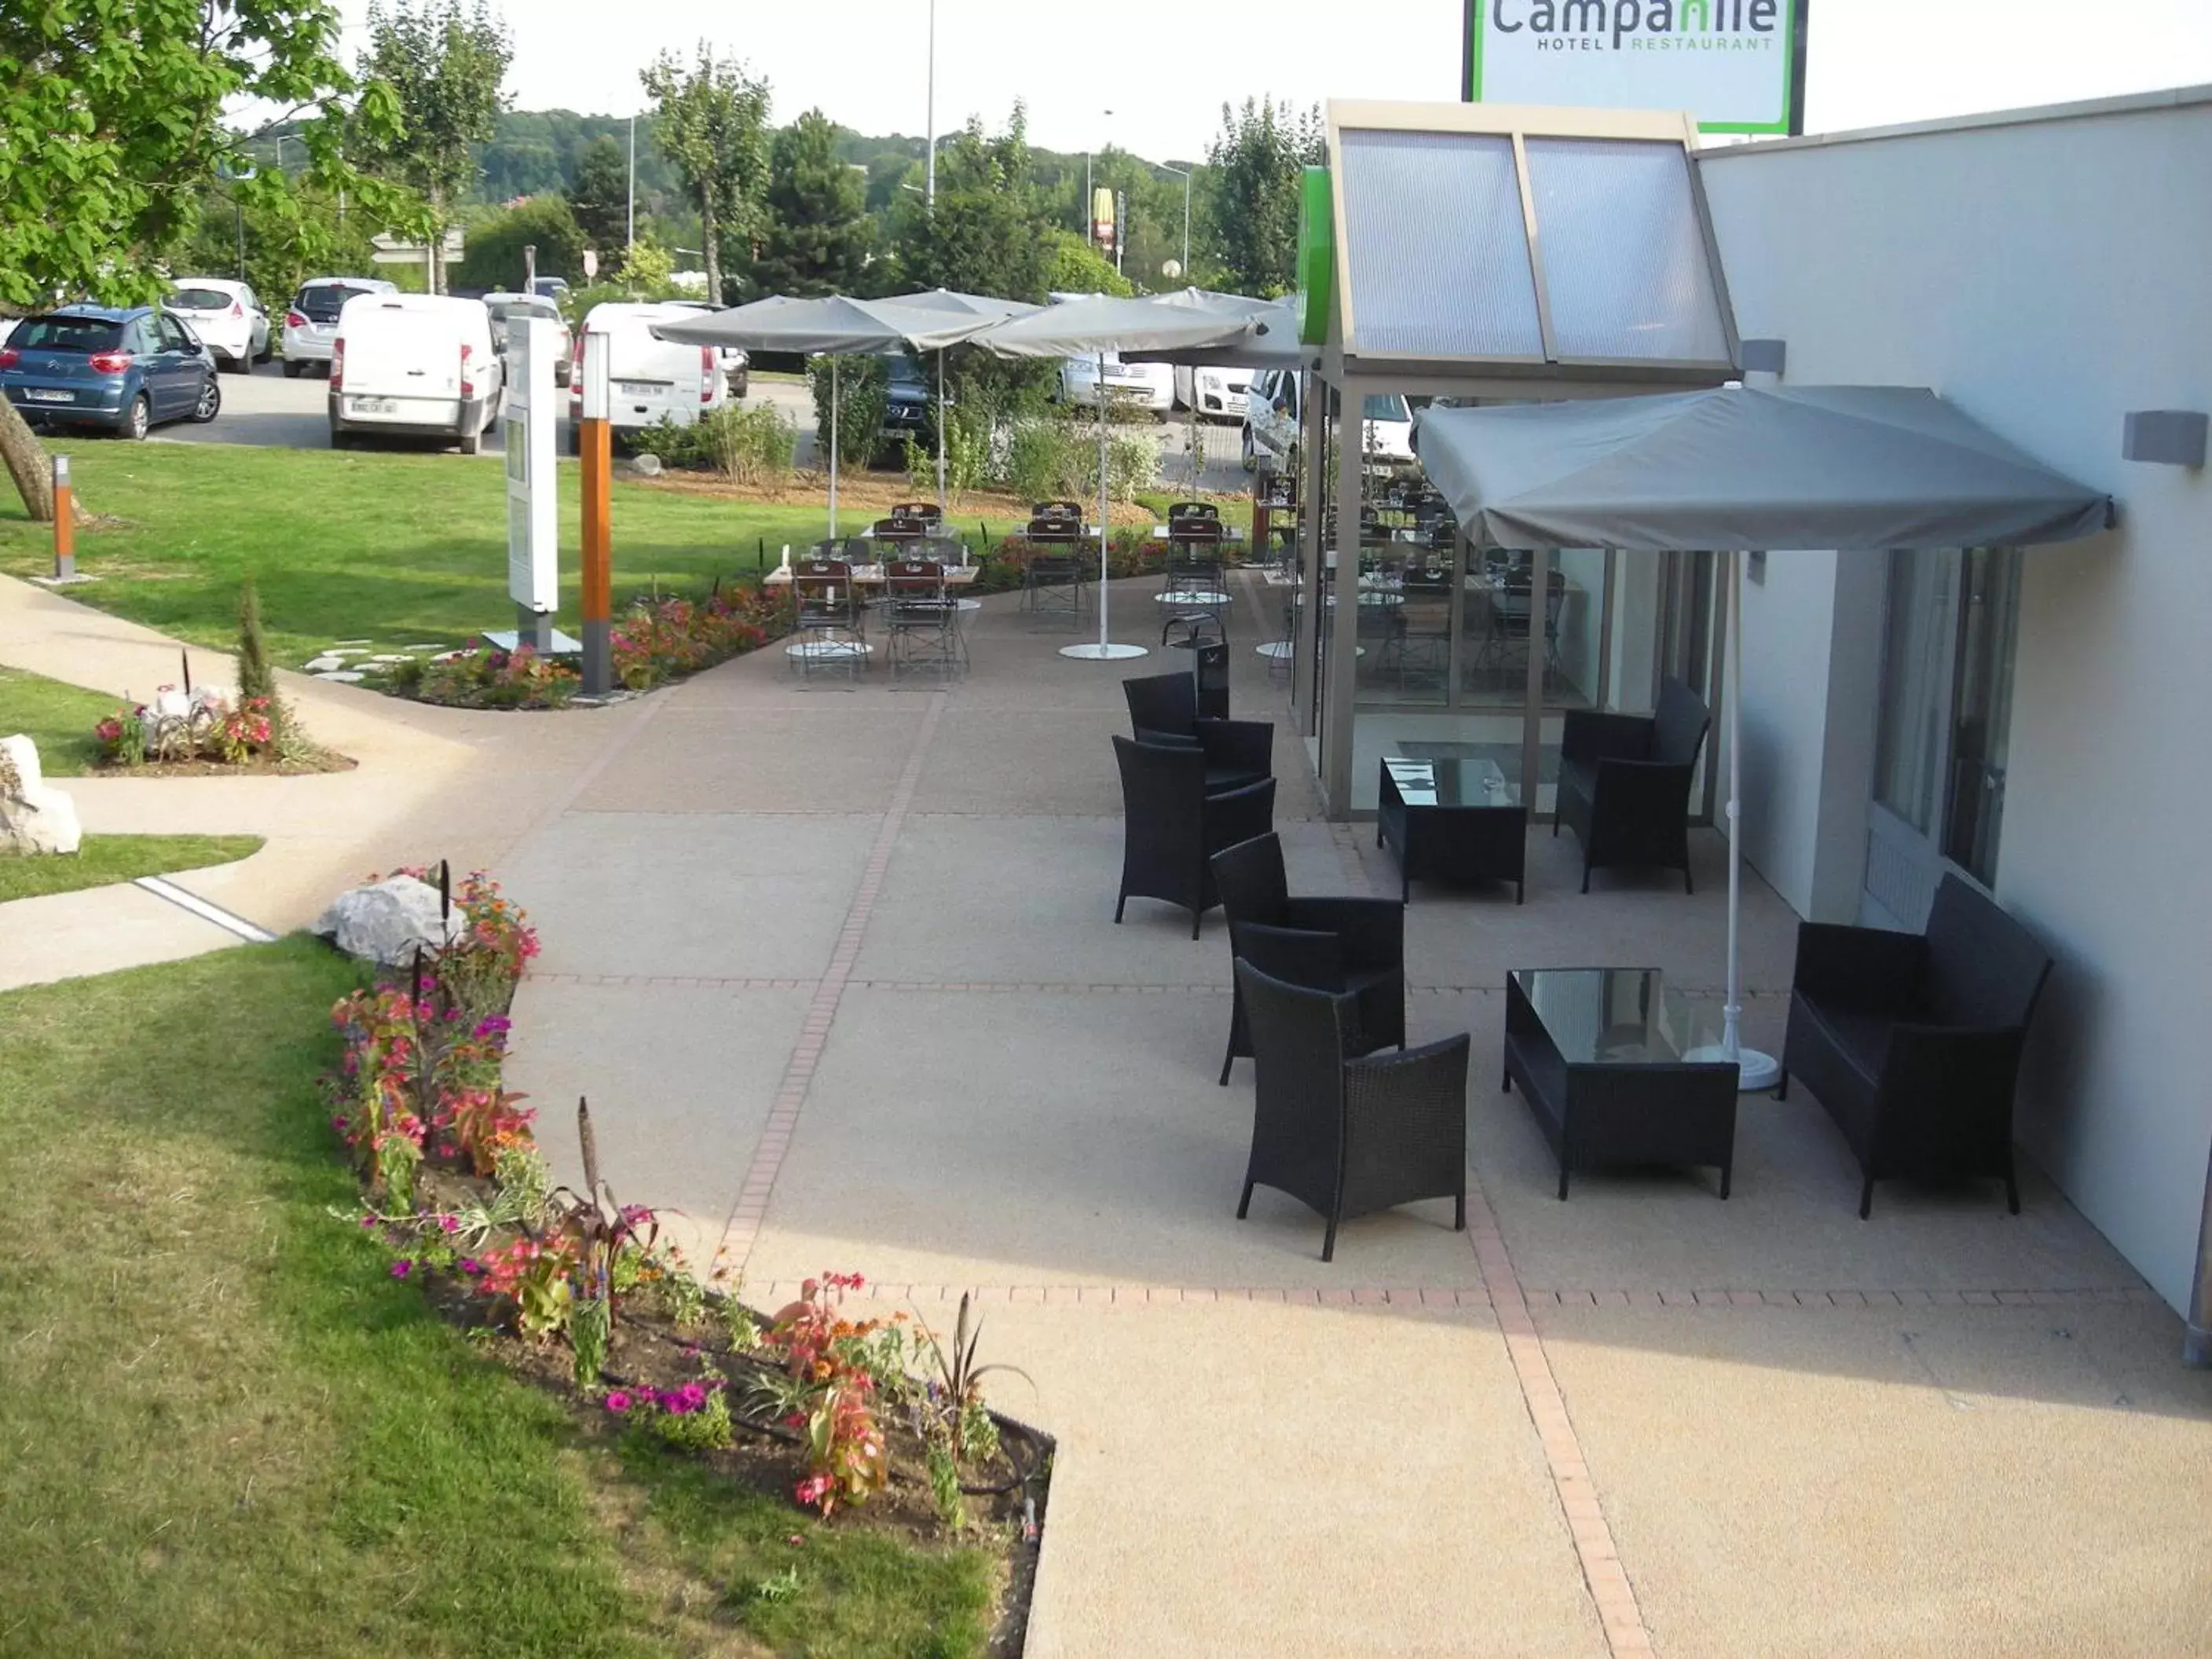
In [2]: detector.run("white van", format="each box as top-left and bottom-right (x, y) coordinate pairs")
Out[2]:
(569, 302), (727, 451)
(328, 292), (504, 453)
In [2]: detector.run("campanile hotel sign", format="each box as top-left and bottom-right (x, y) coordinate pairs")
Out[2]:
(1465, 0), (1810, 135)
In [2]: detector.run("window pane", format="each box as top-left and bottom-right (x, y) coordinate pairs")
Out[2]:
(1873, 549), (1959, 835)
(1940, 548), (2020, 886)
(1339, 130), (1543, 359)
(1523, 137), (1730, 363)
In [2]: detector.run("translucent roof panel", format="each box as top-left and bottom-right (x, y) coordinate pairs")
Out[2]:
(1523, 137), (1730, 364)
(1339, 129), (1544, 360)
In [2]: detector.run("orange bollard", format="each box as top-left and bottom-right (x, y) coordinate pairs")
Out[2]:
(52, 454), (75, 581)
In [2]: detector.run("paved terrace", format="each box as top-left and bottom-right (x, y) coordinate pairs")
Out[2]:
(8, 569), (2208, 1654)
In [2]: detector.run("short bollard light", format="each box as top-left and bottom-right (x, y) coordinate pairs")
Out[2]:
(52, 454), (75, 581)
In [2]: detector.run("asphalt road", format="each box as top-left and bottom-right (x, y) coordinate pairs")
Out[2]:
(154, 361), (1250, 491)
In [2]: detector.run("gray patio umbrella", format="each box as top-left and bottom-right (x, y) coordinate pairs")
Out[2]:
(881, 290), (1040, 511)
(1119, 295), (1304, 371)
(651, 293), (1016, 536)
(1413, 385), (2111, 1086)
(972, 291), (1268, 661)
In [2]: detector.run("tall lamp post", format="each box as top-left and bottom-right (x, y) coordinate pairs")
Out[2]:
(925, 0), (936, 207)
(627, 114), (637, 253)
(1156, 162), (1192, 280)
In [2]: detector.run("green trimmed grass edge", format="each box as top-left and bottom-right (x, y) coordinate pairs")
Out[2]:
(0, 833), (265, 903)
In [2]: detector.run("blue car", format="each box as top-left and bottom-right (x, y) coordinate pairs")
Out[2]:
(1, 304), (221, 439)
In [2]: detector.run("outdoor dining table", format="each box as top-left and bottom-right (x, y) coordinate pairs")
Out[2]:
(764, 562), (982, 588)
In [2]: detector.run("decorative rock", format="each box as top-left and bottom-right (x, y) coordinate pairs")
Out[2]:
(0, 734), (84, 857)
(331, 639), (372, 646)
(313, 670), (367, 683)
(404, 643), (446, 651)
(311, 875), (467, 965)
(323, 648), (370, 658)
(304, 656), (346, 672)
(430, 651), (470, 662)
(626, 452), (664, 478)
(368, 654), (415, 664)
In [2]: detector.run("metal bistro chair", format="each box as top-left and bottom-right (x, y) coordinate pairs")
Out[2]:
(1032, 500), (1082, 522)
(1021, 518), (1090, 629)
(1157, 523), (1229, 635)
(787, 558), (870, 679)
(872, 515), (929, 547)
(877, 557), (964, 681)
(892, 501), (943, 525)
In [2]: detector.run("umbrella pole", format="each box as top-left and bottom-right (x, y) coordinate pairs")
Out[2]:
(1716, 548), (1780, 1092)
(828, 359), (839, 541)
(936, 349), (947, 515)
(1097, 352), (1110, 650)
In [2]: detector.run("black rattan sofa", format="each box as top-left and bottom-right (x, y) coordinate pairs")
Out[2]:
(1555, 677), (1709, 894)
(1781, 874), (2054, 1218)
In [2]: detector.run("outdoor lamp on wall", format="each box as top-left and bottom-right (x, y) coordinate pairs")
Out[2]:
(1739, 339), (1787, 377)
(2122, 410), (2208, 468)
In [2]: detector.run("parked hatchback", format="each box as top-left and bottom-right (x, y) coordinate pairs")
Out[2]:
(284, 276), (397, 377)
(167, 277), (269, 372)
(2, 306), (221, 438)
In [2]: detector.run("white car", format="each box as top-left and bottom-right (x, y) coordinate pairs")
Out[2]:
(1059, 351), (1174, 416)
(1174, 364), (1252, 421)
(569, 301), (729, 449)
(283, 276), (397, 377)
(1242, 368), (1415, 471)
(328, 292), (505, 453)
(654, 299), (749, 397)
(167, 277), (269, 372)
(482, 292), (573, 386)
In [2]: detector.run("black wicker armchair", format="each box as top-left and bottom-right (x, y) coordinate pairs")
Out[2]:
(1781, 874), (2053, 1218)
(1555, 677), (1710, 894)
(1121, 672), (1270, 794)
(1112, 737), (1277, 939)
(1210, 832), (1404, 1086)
(1234, 962), (1468, 1262)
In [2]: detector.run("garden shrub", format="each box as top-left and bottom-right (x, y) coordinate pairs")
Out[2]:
(702, 403), (797, 485)
(805, 353), (892, 468)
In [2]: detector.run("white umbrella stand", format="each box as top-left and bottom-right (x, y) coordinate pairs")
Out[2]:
(1682, 548), (1782, 1091)
(1060, 352), (1146, 662)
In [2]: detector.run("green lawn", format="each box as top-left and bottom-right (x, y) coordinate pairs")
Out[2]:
(0, 665), (119, 776)
(0, 833), (264, 902)
(0, 939), (996, 1656)
(0, 444), (1034, 669)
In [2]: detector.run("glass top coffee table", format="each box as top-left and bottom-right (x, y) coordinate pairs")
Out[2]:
(1501, 968), (1741, 1200)
(1376, 756), (1528, 903)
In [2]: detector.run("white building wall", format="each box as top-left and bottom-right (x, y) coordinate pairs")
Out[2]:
(1700, 92), (2212, 1312)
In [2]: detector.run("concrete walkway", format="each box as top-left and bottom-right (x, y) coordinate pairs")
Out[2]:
(487, 578), (2212, 1656)
(9, 568), (2208, 1652)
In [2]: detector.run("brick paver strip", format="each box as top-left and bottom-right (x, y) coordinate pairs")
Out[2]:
(715, 691), (949, 1274)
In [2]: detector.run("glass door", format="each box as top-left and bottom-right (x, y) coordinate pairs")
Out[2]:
(1862, 548), (2020, 929)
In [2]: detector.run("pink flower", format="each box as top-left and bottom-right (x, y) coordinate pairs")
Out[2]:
(390, 1260), (413, 1278)
(794, 1474), (833, 1510)
(460, 1258), (482, 1276)
(438, 1215), (459, 1234)
(676, 1382), (708, 1412)
(604, 1390), (632, 1413)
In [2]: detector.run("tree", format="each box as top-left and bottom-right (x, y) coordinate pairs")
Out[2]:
(452, 196), (584, 291)
(355, 0), (512, 294)
(0, 0), (393, 521)
(567, 136), (630, 254)
(752, 110), (872, 298)
(1203, 97), (1322, 298)
(1045, 230), (1131, 299)
(641, 43), (771, 307)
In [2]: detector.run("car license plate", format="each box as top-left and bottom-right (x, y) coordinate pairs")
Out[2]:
(24, 388), (72, 403)
(349, 396), (397, 415)
(618, 380), (665, 397)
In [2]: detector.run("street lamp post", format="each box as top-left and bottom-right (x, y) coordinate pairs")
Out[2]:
(1157, 162), (1192, 278)
(627, 115), (636, 252)
(925, 0), (936, 207)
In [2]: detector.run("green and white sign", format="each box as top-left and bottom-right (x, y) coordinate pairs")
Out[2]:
(1464, 0), (1807, 136)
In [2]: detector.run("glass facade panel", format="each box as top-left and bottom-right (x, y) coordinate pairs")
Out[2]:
(1523, 137), (1731, 364)
(1339, 130), (1544, 359)
(1940, 548), (2021, 888)
(1872, 550), (1959, 835)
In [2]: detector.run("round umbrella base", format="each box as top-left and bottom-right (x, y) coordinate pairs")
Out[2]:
(1683, 1043), (1782, 1093)
(1060, 643), (1148, 661)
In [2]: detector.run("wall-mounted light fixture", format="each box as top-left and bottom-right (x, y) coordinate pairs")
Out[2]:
(1739, 339), (1787, 377)
(2122, 410), (2207, 467)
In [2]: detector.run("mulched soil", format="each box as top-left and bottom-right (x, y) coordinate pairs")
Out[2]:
(97, 749), (357, 777)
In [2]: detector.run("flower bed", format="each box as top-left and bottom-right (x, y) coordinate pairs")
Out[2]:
(91, 683), (350, 775)
(323, 864), (1048, 1644)
(380, 585), (794, 709)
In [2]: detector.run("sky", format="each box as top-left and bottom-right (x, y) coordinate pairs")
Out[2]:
(322, 0), (2212, 162)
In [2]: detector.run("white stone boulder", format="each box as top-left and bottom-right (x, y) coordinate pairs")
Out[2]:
(311, 875), (468, 965)
(0, 734), (83, 857)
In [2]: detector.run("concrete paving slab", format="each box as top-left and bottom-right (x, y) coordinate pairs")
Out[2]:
(854, 813), (1350, 987)
(500, 811), (876, 980)
(573, 705), (927, 815)
(963, 1300), (1606, 1659)
(1538, 1302), (2212, 1657)
(745, 988), (1486, 1290)
(509, 979), (808, 1227)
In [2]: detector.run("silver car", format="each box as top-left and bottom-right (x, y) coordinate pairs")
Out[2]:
(482, 292), (573, 386)
(281, 276), (395, 377)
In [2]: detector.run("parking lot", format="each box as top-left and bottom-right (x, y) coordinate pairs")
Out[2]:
(151, 359), (1248, 489)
